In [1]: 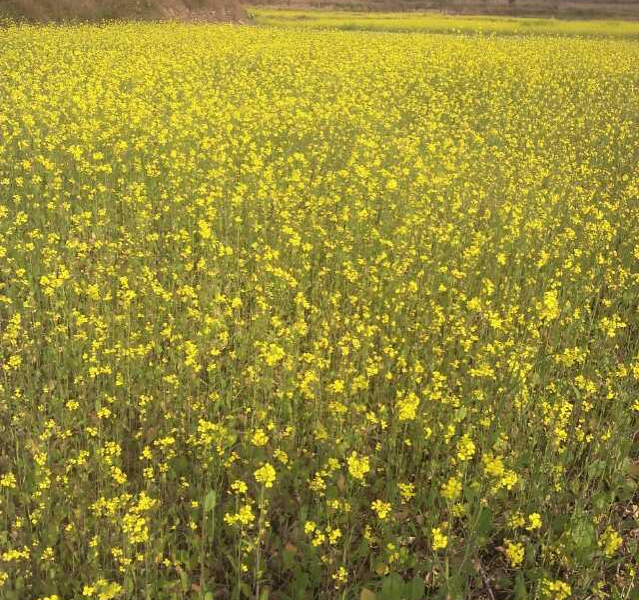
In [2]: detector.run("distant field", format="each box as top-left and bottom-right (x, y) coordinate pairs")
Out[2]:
(252, 7), (639, 36)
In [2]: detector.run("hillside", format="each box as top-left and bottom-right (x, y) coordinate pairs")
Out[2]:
(0, 0), (246, 21)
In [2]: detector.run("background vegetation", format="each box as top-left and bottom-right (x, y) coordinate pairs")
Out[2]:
(252, 8), (639, 36)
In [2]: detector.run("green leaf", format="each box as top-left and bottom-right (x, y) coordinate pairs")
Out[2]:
(514, 572), (528, 600)
(587, 459), (606, 480)
(204, 490), (217, 513)
(292, 570), (310, 596)
(436, 574), (464, 600)
(476, 507), (493, 537)
(177, 567), (189, 593)
(551, 513), (569, 533)
(592, 491), (613, 512)
(380, 573), (405, 600)
(455, 406), (467, 421)
(617, 478), (637, 501)
(474, 507), (493, 548)
(205, 593), (215, 600)
(282, 547), (297, 570)
(570, 519), (596, 552)
(405, 576), (425, 600)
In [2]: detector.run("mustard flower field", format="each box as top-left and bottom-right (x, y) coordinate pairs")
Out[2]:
(0, 21), (638, 600)
(251, 9), (639, 38)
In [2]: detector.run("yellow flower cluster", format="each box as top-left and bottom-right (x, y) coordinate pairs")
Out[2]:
(254, 463), (277, 488)
(441, 475), (463, 500)
(347, 452), (370, 482)
(431, 527), (448, 551)
(224, 505), (255, 528)
(598, 526), (623, 557)
(541, 579), (572, 600)
(504, 539), (525, 567)
(371, 499), (392, 520)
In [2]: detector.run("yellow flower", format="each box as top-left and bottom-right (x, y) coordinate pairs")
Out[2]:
(304, 521), (317, 534)
(456, 434), (476, 461)
(526, 513), (542, 531)
(332, 566), (348, 585)
(441, 475), (462, 500)
(312, 530), (326, 546)
(499, 469), (518, 491)
(224, 504), (255, 528)
(110, 465), (127, 485)
(539, 290), (560, 321)
(251, 428), (269, 447)
(260, 342), (286, 366)
(396, 391), (420, 421)
(507, 512), (525, 529)
(398, 482), (415, 502)
(328, 379), (346, 393)
(504, 539), (524, 567)
(431, 527), (448, 551)
(347, 452), (370, 482)
(598, 526), (622, 557)
(483, 454), (505, 477)
(327, 526), (342, 544)
(231, 480), (248, 495)
(371, 499), (392, 520)
(254, 462), (276, 488)
(274, 449), (289, 464)
(40, 546), (55, 562)
(541, 579), (571, 600)
(0, 473), (17, 488)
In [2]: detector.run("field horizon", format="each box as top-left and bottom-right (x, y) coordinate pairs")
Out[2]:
(2, 0), (639, 22)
